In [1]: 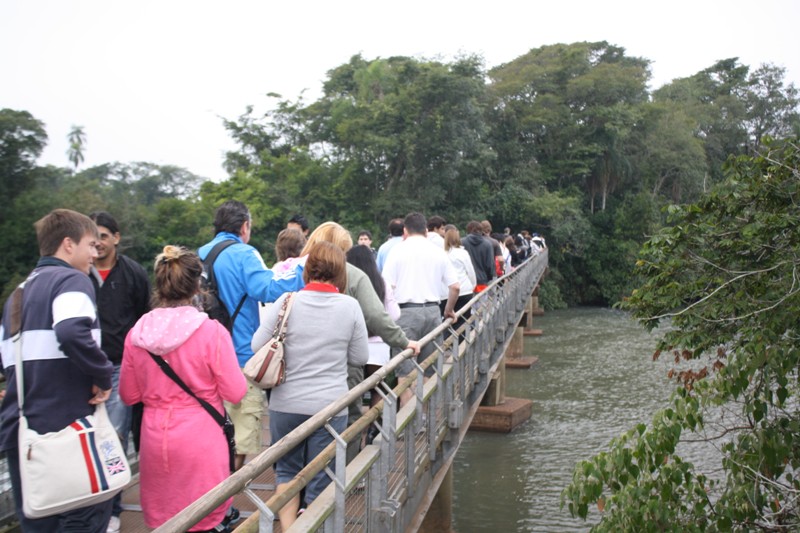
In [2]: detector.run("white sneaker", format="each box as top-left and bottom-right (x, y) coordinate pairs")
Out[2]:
(107, 515), (121, 533)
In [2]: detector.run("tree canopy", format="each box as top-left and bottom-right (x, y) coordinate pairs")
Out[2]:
(0, 42), (798, 308)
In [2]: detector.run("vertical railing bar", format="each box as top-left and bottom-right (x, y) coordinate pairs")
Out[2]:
(323, 422), (347, 533)
(242, 488), (274, 533)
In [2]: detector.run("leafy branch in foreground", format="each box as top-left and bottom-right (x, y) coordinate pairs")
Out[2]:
(562, 138), (800, 531)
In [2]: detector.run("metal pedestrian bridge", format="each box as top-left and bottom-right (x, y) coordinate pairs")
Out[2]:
(0, 250), (548, 533)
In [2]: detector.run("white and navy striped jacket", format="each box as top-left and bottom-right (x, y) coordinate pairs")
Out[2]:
(0, 257), (113, 452)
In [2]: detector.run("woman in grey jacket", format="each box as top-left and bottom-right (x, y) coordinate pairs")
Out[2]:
(252, 241), (369, 528)
(298, 222), (421, 461)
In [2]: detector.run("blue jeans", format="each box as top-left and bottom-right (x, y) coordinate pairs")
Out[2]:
(269, 411), (347, 505)
(106, 365), (131, 517)
(6, 446), (113, 532)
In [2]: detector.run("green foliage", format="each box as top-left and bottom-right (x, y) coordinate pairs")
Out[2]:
(537, 278), (567, 310)
(0, 160), (208, 298)
(583, 193), (660, 304)
(0, 108), (48, 213)
(488, 42), (650, 212)
(632, 101), (708, 203)
(563, 138), (800, 530)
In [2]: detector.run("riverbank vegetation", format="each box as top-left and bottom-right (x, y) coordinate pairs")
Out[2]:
(563, 137), (800, 530)
(1, 41), (798, 307)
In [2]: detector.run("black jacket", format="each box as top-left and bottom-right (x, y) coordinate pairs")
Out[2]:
(89, 254), (151, 365)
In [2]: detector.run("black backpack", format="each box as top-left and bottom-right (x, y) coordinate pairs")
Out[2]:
(200, 240), (247, 332)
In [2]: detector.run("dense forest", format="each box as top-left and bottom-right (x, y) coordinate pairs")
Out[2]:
(2, 41), (798, 305)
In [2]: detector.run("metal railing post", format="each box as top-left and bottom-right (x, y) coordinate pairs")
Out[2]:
(323, 423), (348, 533)
(242, 488), (274, 533)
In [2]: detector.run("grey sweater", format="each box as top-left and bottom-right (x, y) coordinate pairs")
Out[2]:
(251, 289), (369, 416)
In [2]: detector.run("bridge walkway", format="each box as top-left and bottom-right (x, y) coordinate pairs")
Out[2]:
(0, 250), (548, 533)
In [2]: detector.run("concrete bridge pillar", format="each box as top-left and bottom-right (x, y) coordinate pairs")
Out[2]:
(507, 288), (540, 369)
(472, 282), (541, 432)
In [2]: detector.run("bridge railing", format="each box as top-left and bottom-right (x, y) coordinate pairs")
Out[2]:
(155, 250), (548, 533)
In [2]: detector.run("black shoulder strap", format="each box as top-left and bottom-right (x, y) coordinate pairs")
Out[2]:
(204, 239), (247, 325)
(148, 351), (225, 427)
(204, 240), (238, 281)
(230, 294), (247, 326)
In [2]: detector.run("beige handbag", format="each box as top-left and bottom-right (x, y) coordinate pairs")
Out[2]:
(244, 292), (296, 388)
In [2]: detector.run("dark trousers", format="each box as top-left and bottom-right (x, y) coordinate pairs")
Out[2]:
(6, 447), (113, 532)
(440, 293), (473, 346)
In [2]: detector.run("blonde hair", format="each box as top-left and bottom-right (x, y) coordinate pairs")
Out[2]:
(300, 221), (353, 256)
(153, 245), (203, 307)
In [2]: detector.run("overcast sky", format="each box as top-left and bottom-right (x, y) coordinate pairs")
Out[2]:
(2, 0), (799, 182)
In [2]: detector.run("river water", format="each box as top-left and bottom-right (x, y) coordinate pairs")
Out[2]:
(452, 307), (684, 532)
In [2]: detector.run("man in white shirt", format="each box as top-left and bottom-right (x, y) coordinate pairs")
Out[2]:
(426, 215), (446, 248)
(383, 213), (459, 406)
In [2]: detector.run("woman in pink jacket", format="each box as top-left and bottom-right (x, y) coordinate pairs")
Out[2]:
(120, 246), (247, 531)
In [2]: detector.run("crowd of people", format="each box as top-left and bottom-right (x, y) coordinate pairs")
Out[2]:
(0, 203), (545, 532)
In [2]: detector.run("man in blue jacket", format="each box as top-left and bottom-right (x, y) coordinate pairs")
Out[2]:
(198, 200), (303, 470)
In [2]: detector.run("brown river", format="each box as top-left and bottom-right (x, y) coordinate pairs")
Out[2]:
(452, 307), (717, 532)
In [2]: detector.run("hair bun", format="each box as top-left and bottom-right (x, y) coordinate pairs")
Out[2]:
(161, 245), (182, 261)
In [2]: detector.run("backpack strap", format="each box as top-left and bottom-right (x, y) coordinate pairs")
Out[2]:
(204, 240), (247, 326)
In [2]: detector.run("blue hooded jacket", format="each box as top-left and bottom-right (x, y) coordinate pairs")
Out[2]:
(198, 232), (303, 367)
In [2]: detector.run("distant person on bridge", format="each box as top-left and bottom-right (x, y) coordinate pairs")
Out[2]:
(531, 233), (547, 251)
(120, 245), (247, 532)
(252, 242), (369, 528)
(426, 215), (446, 248)
(482, 221), (504, 278)
(444, 225), (477, 343)
(357, 230), (378, 258)
(376, 218), (404, 272)
(271, 227), (306, 276)
(286, 213), (310, 237)
(462, 220), (496, 293)
(382, 212), (459, 407)
(506, 235), (524, 268)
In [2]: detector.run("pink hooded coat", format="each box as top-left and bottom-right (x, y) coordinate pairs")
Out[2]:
(120, 306), (247, 530)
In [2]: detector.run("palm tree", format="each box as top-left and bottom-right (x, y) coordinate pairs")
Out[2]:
(66, 125), (87, 169)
